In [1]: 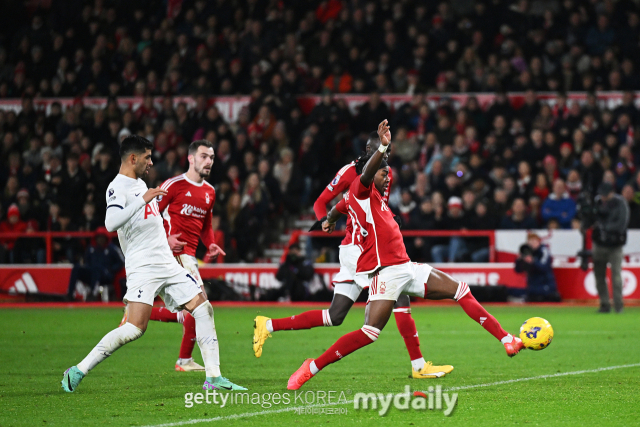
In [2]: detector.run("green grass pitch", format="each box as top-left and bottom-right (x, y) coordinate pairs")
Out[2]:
(1, 304), (639, 426)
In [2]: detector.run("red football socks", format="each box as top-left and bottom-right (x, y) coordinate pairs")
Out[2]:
(455, 282), (508, 341)
(271, 310), (325, 331)
(150, 306), (178, 322)
(314, 326), (378, 371)
(179, 312), (197, 359)
(393, 308), (423, 361)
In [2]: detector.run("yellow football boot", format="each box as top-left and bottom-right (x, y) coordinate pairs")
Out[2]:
(411, 361), (454, 378)
(253, 316), (272, 358)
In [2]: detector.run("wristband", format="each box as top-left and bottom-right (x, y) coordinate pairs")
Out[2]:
(378, 144), (388, 153)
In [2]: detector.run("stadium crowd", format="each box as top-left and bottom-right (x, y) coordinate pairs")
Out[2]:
(1, 0), (640, 264)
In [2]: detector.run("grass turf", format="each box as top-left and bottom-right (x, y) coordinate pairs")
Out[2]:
(0, 304), (639, 427)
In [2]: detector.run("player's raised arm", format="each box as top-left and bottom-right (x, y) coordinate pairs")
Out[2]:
(360, 120), (390, 188)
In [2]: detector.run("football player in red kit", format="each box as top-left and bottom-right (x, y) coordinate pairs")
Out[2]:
(254, 132), (452, 379)
(287, 120), (524, 390)
(120, 140), (225, 372)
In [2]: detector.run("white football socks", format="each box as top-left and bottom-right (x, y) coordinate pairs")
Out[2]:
(266, 319), (274, 333)
(411, 357), (426, 371)
(309, 360), (319, 375)
(77, 322), (143, 375)
(192, 301), (221, 378)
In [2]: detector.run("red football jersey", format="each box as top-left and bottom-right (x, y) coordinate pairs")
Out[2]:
(157, 174), (216, 257)
(313, 162), (393, 246)
(346, 176), (409, 274)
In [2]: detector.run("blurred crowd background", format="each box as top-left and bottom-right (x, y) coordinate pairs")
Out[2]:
(1, 0), (640, 265)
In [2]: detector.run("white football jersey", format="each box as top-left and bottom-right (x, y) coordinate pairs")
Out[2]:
(106, 174), (178, 272)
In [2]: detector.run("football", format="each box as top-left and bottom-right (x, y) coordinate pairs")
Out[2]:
(519, 317), (554, 350)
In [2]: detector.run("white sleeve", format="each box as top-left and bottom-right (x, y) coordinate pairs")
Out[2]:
(105, 185), (146, 232)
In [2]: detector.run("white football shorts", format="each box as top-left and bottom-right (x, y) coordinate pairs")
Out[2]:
(366, 262), (433, 302)
(175, 254), (204, 286)
(123, 263), (202, 312)
(332, 244), (370, 302)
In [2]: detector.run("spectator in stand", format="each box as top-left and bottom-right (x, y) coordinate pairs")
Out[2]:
(66, 227), (124, 301)
(0, 204), (27, 263)
(431, 197), (467, 263)
(500, 198), (537, 230)
(541, 179), (577, 229)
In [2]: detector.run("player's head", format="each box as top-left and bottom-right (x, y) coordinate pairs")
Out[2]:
(355, 153), (390, 195)
(119, 135), (154, 178)
(365, 131), (390, 160)
(188, 140), (215, 178)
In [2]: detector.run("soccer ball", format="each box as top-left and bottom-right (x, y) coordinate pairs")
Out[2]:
(519, 317), (553, 350)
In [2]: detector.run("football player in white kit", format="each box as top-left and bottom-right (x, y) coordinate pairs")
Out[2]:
(61, 135), (246, 392)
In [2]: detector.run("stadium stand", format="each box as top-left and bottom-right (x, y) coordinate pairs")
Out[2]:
(1, 0), (640, 265)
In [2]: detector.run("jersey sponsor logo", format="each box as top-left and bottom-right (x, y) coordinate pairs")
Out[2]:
(180, 203), (208, 218)
(186, 191), (192, 197)
(108, 188), (114, 197)
(144, 203), (160, 219)
(205, 192), (210, 204)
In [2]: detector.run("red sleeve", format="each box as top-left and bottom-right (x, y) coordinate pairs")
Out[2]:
(313, 188), (335, 219)
(200, 188), (216, 247)
(157, 179), (175, 235)
(353, 175), (372, 200)
(313, 164), (357, 220)
(335, 197), (348, 214)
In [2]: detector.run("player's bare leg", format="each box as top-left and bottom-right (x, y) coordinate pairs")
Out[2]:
(183, 293), (246, 390)
(425, 269), (523, 357)
(62, 302), (151, 392)
(253, 293), (354, 357)
(120, 305), (202, 371)
(288, 300), (396, 389)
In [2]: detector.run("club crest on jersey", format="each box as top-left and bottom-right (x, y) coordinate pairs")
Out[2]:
(380, 282), (386, 294)
(205, 192), (210, 204)
(108, 188), (114, 197)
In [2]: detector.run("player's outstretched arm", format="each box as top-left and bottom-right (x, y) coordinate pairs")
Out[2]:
(322, 197), (347, 233)
(105, 187), (167, 232)
(360, 120), (390, 188)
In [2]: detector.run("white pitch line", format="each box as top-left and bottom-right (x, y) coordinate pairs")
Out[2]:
(442, 362), (640, 392)
(142, 363), (640, 427)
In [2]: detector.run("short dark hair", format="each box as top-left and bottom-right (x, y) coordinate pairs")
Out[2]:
(367, 131), (380, 143)
(119, 135), (153, 160)
(188, 139), (214, 156)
